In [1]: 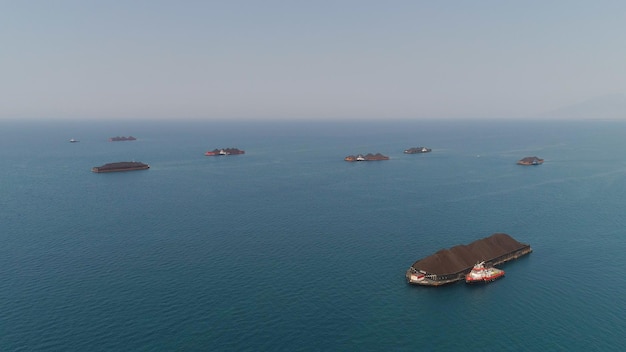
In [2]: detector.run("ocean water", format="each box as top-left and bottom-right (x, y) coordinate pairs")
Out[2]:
(1, 118), (625, 351)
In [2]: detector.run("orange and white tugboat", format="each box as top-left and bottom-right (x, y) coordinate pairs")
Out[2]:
(465, 262), (505, 284)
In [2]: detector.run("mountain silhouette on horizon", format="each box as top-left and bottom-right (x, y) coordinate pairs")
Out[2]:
(536, 93), (626, 120)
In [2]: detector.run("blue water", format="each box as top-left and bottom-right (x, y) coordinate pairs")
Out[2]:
(1, 119), (625, 351)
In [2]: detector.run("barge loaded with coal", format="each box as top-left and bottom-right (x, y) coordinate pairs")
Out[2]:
(404, 147), (431, 154)
(517, 156), (544, 165)
(109, 136), (137, 142)
(406, 233), (531, 286)
(92, 161), (150, 173)
(344, 153), (389, 161)
(204, 148), (245, 156)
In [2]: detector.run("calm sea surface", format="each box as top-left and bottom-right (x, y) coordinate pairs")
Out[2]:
(1, 119), (625, 351)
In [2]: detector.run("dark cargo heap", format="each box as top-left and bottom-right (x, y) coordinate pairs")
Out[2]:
(404, 147), (432, 154)
(517, 156), (544, 165)
(92, 161), (150, 173)
(109, 136), (137, 141)
(204, 148), (245, 156)
(344, 153), (389, 161)
(406, 233), (532, 286)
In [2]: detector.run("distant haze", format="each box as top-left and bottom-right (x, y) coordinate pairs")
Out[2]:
(2, 1), (626, 120)
(535, 93), (626, 120)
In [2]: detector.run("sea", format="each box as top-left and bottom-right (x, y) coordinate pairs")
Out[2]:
(1, 118), (625, 351)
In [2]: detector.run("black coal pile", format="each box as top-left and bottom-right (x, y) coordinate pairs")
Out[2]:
(411, 233), (528, 275)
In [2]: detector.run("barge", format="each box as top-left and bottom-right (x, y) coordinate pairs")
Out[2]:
(517, 156), (543, 165)
(109, 136), (137, 142)
(344, 153), (389, 161)
(406, 233), (531, 286)
(404, 147), (431, 154)
(92, 161), (150, 173)
(205, 148), (245, 156)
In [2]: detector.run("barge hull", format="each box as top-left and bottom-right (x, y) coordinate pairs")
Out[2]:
(406, 246), (531, 286)
(91, 161), (150, 173)
(92, 166), (149, 173)
(406, 233), (532, 286)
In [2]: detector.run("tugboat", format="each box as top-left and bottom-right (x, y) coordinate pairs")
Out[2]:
(465, 262), (505, 284)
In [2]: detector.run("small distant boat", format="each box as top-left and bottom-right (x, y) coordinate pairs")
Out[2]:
(92, 161), (150, 173)
(69, 138), (79, 143)
(109, 136), (137, 142)
(465, 262), (505, 284)
(344, 153), (389, 162)
(404, 147), (431, 154)
(205, 148), (245, 156)
(517, 156), (544, 165)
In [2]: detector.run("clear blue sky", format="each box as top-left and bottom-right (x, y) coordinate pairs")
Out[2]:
(2, 0), (626, 120)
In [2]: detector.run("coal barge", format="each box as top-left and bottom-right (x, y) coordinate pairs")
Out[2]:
(92, 162), (150, 173)
(406, 233), (532, 286)
(109, 136), (137, 142)
(404, 147), (432, 154)
(205, 148), (245, 156)
(517, 156), (544, 165)
(344, 153), (389, 161)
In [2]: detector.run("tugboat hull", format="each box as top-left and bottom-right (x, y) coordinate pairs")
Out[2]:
(465, 262), (505, 284)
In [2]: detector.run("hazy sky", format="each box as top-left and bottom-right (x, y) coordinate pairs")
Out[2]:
(2, 1), (626, 120)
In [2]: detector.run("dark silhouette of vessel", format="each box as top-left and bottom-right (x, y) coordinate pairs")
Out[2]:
(109, 136), (137, 142)
(92, 161), (149, 173)
(404, 147), (431, 154)
(205, 148), (245, 156)
(517, 156), (544, 165)
(344, 153), (389, 161)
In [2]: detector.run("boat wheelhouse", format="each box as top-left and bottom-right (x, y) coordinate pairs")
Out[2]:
(465, 262), (505, 284)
